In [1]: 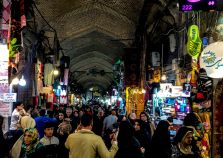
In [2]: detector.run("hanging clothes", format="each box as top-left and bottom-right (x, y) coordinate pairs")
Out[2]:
(35, 63), (44, 96)
(37, 79), (43, 96)
(38, 95), (42, 107)
(70, 94), (74, 105)
(44, 63), (54, 86)
(60, 56), (70, 69)
(60, 56), (70, 83)
(47, 93), (54, 103)
(60, 96), (67, 104)
(63, 69), (69, 85)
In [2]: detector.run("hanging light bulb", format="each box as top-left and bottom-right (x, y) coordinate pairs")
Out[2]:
(12, 77), (19, 85)
(161, 74), (167, 81)
(53, 69), (59, 75)
(19, 75), (26, 86)
(141, 89), (146, 94)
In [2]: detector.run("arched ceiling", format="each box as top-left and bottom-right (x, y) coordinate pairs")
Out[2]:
(34, 0), (144, 90)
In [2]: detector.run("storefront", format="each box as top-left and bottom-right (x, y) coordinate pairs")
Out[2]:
(152, 83), (191, 135)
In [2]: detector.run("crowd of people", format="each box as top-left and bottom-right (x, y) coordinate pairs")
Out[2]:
(0, 101), (207, 158)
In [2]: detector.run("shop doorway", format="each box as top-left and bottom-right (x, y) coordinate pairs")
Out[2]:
(213, 79), (223, 157)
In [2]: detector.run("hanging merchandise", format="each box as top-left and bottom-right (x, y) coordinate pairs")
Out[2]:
(197, 69), (212, 98)
(187, 25), (202, 58)
(1, 0), (11, 42)
(169, 34), (176, 53)
(10, 0), (23, 58)
(60, 96), (67, 104)
(55, 88), (61, 97)
(60, 56), (70, 83)
(188, 60), (199, 88)
(69, 94), (75, 105)
(20, 0), (26, 28)
(35, 63), (44, 96)
(47, 93), (54, 103)
(175, 69), (186, 86)
(200, 42), (223, 78)
(44, 63), (54, 86)
(124, 48), (140, 87)
(60, 56), (70, 69)
(216, 15), (223, 37)
(63, 69), (69, 85)
(153, 68), (161, 83)
(125, 87), (145, 117)
(202, 36), (208, 48)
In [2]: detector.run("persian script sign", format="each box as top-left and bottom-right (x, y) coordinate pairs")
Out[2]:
(202, 51), (223, 69)
(3, 93), (17, 102)
(200, 42), (223, 78)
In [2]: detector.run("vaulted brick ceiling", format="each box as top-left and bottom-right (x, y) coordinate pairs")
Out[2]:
(35, 0), (144, 90)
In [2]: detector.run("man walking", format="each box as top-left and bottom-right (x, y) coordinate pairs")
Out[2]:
(103, 109), (118, 135)
(65, 113), (118, 158)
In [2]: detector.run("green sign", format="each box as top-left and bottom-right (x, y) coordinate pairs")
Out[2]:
(187, 25), (202, 58)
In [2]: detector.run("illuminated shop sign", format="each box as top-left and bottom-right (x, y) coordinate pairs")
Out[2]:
(179, 0), (218, 11)
(157, 84), (191, 98)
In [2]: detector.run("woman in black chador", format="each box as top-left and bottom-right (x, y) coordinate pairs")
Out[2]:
(115, 121), (144, 158)
(150, 120), (172, 158)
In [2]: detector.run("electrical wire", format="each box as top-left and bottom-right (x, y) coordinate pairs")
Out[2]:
(32, 1), (66, 58)
(160, 13), (195, 36)
(32, 2), (57, 35)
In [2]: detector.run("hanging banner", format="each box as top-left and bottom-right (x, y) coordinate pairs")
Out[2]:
(1, 0), (11, 42)
(124, 48), (140, 86)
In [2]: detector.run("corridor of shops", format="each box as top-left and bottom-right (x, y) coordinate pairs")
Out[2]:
(0, 0), (223, 158)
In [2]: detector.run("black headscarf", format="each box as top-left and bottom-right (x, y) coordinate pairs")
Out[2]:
(117, 121), (135, 147)
(150, 120), (171, 158)
(174, 126), (193, 145)
(183, 113), (200, 127)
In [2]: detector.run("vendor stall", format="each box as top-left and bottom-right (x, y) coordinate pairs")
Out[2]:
(153, 83), (191, 137)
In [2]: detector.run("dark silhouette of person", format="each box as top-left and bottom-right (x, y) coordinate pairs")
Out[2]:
(150, 120), (172, 158)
